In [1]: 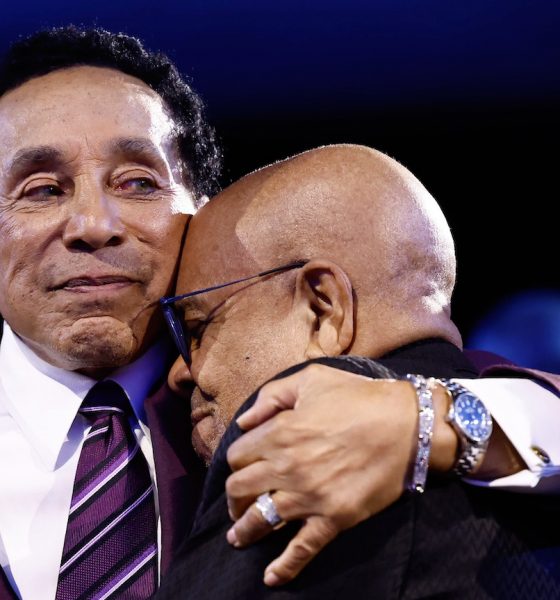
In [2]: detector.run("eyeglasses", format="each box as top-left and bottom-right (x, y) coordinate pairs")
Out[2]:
(159, 260), (307, 366)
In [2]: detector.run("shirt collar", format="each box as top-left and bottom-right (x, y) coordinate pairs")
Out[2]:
(109, 338), (171, 436)
(0, 323), (169, 471)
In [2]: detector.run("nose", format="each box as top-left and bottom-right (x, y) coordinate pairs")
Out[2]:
(62, 181), (126, 250)
(168, 356), (194, 394)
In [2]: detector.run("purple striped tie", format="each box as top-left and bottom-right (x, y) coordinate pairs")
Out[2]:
(56, 380), (158, 600)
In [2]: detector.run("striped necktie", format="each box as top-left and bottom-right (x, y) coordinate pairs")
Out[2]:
(56, 380), (158, 600)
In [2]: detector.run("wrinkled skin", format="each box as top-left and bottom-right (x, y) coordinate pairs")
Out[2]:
(0, 66), (194, 376)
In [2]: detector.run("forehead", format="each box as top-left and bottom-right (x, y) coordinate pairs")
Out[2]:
(0, 66), (176, 166)
(177, 190), (263, 296)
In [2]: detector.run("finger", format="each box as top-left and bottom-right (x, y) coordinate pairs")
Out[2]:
(228, 409), (294, 471)
(227, 490), (298, 547)
(226, 498), (278, 548)
(263, 516), (338, 586)
(236, 372), (303, 430)
(226, 460), (274, 520)
(227, 489), (317, 548)
(226, 427), (267, 471)
(226, 452), (304, 521)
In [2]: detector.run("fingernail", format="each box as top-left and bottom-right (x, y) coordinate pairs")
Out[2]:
(264, 570), (281, 586)
(227, 527), (240, 547)
(236, 414), (249, 428)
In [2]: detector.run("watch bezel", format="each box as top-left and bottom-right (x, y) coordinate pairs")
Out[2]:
(451, 390), (493, 443)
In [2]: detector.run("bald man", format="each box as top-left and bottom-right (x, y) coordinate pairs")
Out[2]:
(155, 145), (560, 599)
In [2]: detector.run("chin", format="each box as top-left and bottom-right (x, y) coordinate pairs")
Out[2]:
(191, 417), (226, 467)
(192, 430), (215, 467)
(53, 317), (140, 370)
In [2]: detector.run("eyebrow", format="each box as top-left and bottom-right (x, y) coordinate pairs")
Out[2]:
(7, 146), (64, 178)
(178, 296), (207, 320)
(109, 137), (169, 167)
(5, 138), (171, 184)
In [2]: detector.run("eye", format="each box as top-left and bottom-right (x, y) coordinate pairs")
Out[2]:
(115, 176), (157, 194)
(22, 183), (64, 199)
(187, 320), (207, 339)
(185, 319), (210, 347)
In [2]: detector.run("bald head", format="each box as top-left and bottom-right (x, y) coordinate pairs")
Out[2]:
(171, 145), (462, 461)
(181, 144), (461, 356)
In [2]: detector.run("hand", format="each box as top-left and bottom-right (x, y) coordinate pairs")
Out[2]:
(225, 364), (456, 586)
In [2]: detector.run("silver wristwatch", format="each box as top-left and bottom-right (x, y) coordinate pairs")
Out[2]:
(439, 379), (493, 476)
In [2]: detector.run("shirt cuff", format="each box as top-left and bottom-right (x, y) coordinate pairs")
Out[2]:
(453, 378), (560, 493)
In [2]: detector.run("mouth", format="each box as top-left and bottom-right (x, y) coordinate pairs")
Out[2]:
(190, 387), (216, 427)
(190, 406), (214, 427)
(190, 406), (220, 466)
(51, 275), (136, 292)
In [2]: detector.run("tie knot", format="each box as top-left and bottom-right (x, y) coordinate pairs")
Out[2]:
(80, 380), (132, 420)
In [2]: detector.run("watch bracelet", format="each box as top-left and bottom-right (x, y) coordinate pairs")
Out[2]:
(438, 379), (491, 477)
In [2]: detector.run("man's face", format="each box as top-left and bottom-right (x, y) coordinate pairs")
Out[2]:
(0, 66), (194, 373)
(171, 231), (311, 463)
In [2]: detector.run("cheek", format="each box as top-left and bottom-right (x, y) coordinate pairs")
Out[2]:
(212, 327), (304, 427)
(192, 307), (309, 424)
(192, 331), (253, 409)
(0, 215), (51, 313)
(210, 321), (300, 397)
(249, 319), (308, 374)
(135, 211), (188, 296)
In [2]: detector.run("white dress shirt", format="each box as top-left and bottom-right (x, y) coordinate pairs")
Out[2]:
(0, 324), (169, 600)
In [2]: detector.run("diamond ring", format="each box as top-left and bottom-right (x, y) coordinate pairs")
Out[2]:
(255, 492), (285, 528)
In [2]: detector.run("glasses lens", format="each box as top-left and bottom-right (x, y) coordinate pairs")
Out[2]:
(162, 305), (191, 365)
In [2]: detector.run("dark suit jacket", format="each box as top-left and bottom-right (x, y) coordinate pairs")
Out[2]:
(0, 320), (205, 600)
(155, 339), (560, 599)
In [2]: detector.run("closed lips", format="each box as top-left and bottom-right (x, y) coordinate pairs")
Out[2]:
(52, 276), (135, 290)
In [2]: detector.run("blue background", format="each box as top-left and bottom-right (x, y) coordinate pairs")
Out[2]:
(2, 1), (559, 368)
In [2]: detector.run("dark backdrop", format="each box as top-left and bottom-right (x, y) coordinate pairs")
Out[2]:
(1, 0), (558, 347)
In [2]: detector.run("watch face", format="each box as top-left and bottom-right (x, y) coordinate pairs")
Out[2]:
(454, 392), (493, 442)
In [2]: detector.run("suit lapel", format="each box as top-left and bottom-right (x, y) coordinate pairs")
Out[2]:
(0, 568), (18, 600)
(144, 384), (205, 575)
(464, 348), (514, 371)
(480, 363), (560, 391)
(458, 348), (560, 393)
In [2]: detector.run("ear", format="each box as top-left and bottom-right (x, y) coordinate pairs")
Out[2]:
(294, 259), (355, 359)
